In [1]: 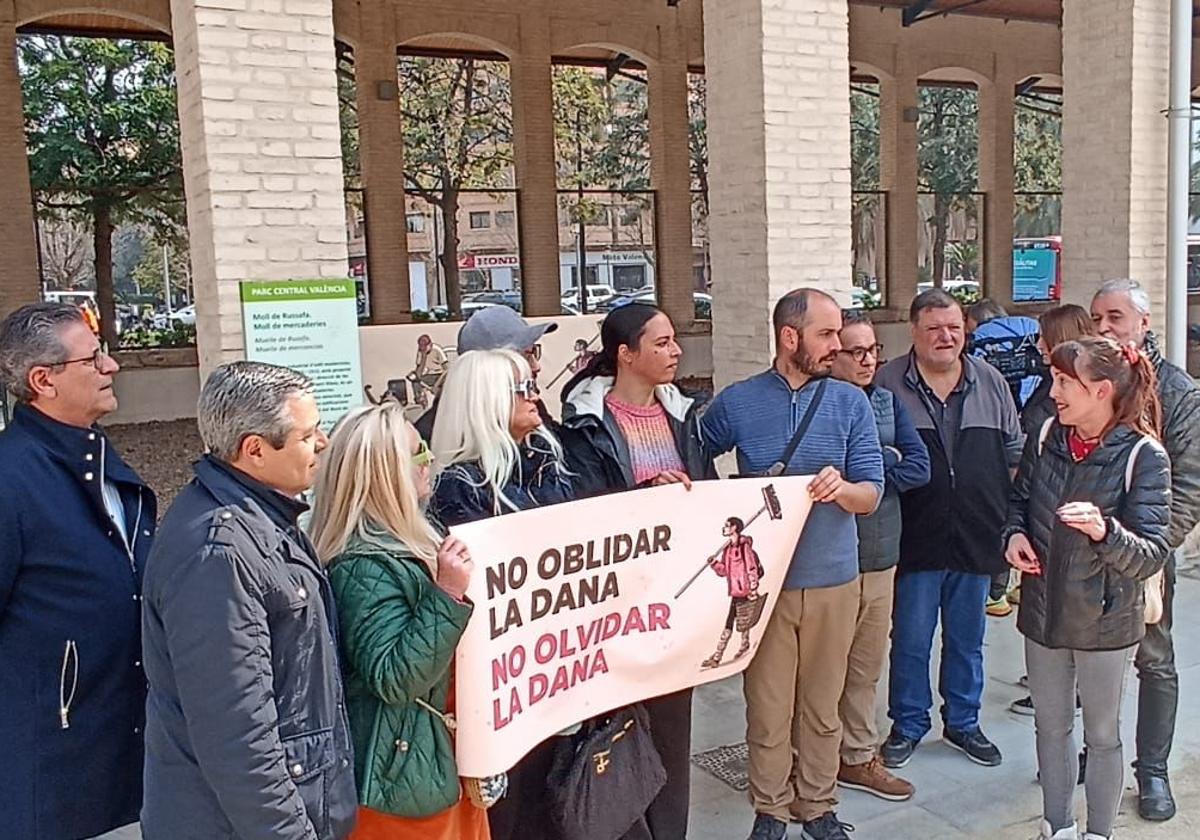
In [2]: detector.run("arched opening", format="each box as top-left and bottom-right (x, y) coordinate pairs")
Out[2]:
(849, 68), (884, 310)
(551, 52), (653, 313)
(394, 37), (517, 320)
(1012, 73), (1063, 302)
(18, 25), (190, 349)
(917, 72), (983, 304)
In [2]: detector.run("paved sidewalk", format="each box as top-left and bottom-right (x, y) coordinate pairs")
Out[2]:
(688, 568), (1200, 839)
(101, 565), (1200, 840)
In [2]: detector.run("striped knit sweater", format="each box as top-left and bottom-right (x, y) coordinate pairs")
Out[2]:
(604, 393), (686, 485)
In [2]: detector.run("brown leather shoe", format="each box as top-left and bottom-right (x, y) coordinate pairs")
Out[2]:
(837, 757), (915, 801)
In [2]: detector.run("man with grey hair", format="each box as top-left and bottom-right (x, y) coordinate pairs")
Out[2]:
(0, 301), (156, 840)
(1090, 279), (1200, 821)
(141, 360), (356, 840)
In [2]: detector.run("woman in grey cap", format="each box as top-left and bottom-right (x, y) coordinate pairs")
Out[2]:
(414, 306), (557, 440)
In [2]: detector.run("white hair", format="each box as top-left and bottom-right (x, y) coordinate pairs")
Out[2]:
(430, 348), (564, 513)
(1094, 279), (1152, 316)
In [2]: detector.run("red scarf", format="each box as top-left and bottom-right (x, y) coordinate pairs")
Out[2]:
(1067, 430), (1101, 463)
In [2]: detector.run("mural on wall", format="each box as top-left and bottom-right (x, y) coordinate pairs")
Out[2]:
(358, 314), (604, 421)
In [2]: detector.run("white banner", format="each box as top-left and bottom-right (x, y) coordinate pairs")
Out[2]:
(451, 475), (814, 777)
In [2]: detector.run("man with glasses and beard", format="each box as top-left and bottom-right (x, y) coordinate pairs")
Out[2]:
(702, 289), (884, 840)
(874, 289), (1024, 772)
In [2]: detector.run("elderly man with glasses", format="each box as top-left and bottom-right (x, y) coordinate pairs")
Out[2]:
(0, 302), (157, 840)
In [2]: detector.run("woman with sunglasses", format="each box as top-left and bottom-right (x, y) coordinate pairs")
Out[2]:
(558, 302), (715, 840)
(308, 402), (486, 840)
(428, 348), (574, 840)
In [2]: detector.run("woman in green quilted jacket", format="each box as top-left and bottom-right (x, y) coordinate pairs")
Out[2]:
(309, 402), (489, 840)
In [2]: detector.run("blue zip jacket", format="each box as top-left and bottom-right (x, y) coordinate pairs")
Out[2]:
(0, 402), (156, 840)
(701, 371), (884, 590)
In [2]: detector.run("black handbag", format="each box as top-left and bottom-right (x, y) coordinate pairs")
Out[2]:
(546, 703), (667, 840)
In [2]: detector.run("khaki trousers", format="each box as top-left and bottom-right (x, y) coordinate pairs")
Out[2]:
(837, 567), (896, 765)
(744, 579), (859, 823)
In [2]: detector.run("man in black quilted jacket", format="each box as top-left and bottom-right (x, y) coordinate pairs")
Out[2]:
(1091, 279), (1200, 822)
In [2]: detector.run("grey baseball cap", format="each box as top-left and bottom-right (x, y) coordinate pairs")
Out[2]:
(456, 306), (558, 354)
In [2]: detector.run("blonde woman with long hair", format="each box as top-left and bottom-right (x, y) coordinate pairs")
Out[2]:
(429, 348), (573, 525)
(428, 348), (574, 840)
(308, 402), (486, 840)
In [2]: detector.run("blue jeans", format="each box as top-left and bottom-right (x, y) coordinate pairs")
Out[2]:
(888, 569), (989, 741)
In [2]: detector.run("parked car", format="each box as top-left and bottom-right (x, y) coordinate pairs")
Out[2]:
(171, 304), (196, 328)
(561, 284), (617, 309)
(606, 289), (713, 321)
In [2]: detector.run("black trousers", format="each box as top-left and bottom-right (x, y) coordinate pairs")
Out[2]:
(1134, 552), (1178, 778)
(619, 688), (694, 840)
(487, 737), (559, 840)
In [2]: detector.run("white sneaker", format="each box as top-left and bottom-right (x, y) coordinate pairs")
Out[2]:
(1082, 835), (1109, 840)
(1035, 821), (1078, 840)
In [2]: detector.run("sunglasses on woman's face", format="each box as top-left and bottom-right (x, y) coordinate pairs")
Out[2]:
(412, 439), (434, 468)
(513, 379), (541, 401)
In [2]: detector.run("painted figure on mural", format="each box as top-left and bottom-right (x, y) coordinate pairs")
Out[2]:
(701, 516), (766, 669)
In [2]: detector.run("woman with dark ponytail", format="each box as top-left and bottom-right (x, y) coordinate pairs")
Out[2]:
(1003, 336), (1171, 840)
(559, 302), (715, 840)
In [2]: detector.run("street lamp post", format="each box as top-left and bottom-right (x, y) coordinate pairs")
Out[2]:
(576, 108), (588, 315)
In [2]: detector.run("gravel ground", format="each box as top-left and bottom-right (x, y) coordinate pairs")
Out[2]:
(105, 419), (203, 510)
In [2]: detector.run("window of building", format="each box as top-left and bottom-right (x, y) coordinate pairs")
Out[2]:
(406, 214), (425, 233)
(496, 210), (515, 227)
(469, 211), (491, 229)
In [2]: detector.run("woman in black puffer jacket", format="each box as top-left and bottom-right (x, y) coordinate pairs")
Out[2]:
(1003, 336), (1171, 840)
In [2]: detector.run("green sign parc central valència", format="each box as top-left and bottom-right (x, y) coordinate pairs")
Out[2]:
(240, 279), (363, 423)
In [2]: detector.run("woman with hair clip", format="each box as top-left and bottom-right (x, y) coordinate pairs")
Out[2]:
(427, 347), (574, 840)
(308, 402), (487, 840)
(1003, 304), (1096, 625)
(1003, 336), (1172, 840)
(558, 302), (716, 840)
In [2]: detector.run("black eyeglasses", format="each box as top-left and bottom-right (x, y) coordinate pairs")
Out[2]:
(514, 379), (541, 400)
(51, 345), (110, 369)
(838, 344), (884, 364)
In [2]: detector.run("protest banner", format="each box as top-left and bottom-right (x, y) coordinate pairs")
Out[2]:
(451, 475), (814, 777)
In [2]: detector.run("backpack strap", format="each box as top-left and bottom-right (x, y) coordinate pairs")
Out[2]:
(1036, 417), (1054, 456)
(1126, 437), (1153, 493)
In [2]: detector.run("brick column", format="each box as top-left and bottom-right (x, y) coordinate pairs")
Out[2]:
(510, 21), (561, 317)
(649, 36), (695, 330)
(1061, 0), (1169, 329)
(978, 72), (1016, 308)
(702, 0), (853, 386)
(170, 0), (351, 377)
(356, 6), (411, 325)
(878, 68), (919, 313)
(0, 9), (40, 318)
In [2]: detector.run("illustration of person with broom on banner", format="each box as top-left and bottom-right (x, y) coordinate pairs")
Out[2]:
(702, 516), (767, 668)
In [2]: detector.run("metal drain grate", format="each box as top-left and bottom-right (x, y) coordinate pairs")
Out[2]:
(691, 741), (750, 791)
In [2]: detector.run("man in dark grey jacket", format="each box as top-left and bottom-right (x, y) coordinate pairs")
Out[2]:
(1091, 279), (1200, 822)
(141, 361), (356, 840)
